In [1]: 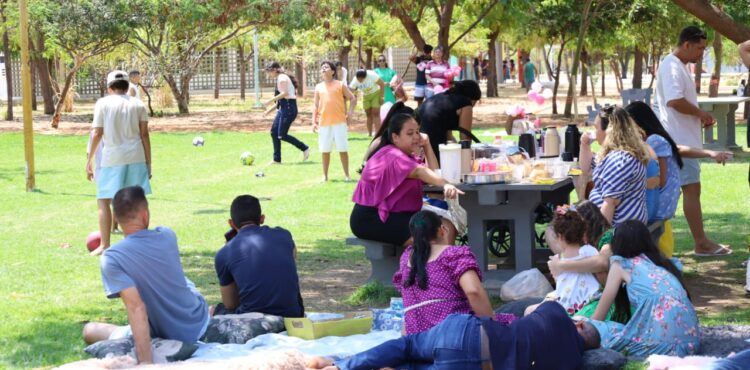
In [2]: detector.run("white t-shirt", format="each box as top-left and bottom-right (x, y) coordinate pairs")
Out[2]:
(276, 74), (296, 99)
(129, 83), (141, 101)
(349, 70), (381, 96)
(338, 67), (348, 84)
(92, 94), (148, 167)
(655, 54), (702, 148)
(554, 244), (601, 314)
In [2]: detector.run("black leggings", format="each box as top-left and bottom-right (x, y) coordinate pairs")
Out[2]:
(350, 204), (416, 245)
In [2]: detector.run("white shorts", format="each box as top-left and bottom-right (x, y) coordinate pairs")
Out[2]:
(318, 123), (349, 153)
(414, 85), (426, 99)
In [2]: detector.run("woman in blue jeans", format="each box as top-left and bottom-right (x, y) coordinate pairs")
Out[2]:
(263, 62), (309, 163)
(308, 302), (599, 370)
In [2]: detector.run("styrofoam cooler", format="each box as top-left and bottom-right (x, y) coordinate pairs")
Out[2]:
(439, 143), (462, 184)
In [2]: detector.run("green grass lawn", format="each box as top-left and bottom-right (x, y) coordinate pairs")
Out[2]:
(0, 128), (748, 368)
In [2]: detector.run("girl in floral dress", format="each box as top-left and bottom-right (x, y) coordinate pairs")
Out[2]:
(588, 220), (699, 357)
(393, 210), (515, 334)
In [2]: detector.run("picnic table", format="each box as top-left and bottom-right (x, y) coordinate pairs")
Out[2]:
(426, 178), (574, 283)
(698, 96), (750, 151)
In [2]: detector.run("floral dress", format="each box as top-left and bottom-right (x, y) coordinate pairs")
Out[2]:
(588, 254), (700, 357)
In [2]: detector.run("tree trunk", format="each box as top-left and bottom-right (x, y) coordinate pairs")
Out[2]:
(610, 59), (623, 92)
(563, 0), (594, 117)
(238, 42), (246, 101)
(295, 59), (305, 96)
(601, 57), (605, 96)
(632, 46), (644, 89)
(338, 42), (351, 70)
(486, 30), (499, 97)
(164, 73), (191, 114)
(51, 61), (82, 128)
(671, 0), (750, 44)
(617, 47), (630, 80)
(552, 41), (567, 115)
(1, 9), (12, 121)
(392, 9), (426, 51)
(542, 45), (554, 81)
(709, 32), (722, 97)
(365, 48), (373, 69)
(213, 48), (221, 99)
(694, 57), (702, 94)
(580, 49), (589, 96)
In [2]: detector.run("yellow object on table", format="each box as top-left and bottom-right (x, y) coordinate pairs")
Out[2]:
(533, 178), (556, 185)
(284, 312), (373, 340)
(569, 168), (582, 176)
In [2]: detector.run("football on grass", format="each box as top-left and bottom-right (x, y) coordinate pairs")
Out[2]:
(192, 136), (205, 146)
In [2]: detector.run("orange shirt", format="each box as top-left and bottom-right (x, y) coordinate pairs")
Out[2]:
(315, 80), (347, 126)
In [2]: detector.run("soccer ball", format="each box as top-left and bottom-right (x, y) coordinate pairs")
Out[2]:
(240, 151), (255, 166)
(192, 136), (205, 146)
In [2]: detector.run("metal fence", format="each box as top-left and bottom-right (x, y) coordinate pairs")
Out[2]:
(4, 47), (420, 99)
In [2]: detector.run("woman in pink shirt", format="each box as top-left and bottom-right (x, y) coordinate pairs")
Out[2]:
(350, 109), (463, 246)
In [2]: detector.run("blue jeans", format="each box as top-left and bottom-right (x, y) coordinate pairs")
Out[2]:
(712, 348), (750, 370)
(271, 99), (308, 162)
(335, 314), (484, 370)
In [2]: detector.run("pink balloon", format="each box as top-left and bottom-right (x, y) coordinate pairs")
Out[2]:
(444, 71), (454, 79)
(433, 85), (445, 94)
(534, 118), (542, 128)
(451, 65), (462, 74)
(527, 91), (539, 101)
(380, 102), (394, 123)
(534, 95), (545, 105)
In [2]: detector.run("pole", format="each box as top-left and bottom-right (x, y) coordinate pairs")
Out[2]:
(252, 30), (262, 109)
(19, 0), (35, 191)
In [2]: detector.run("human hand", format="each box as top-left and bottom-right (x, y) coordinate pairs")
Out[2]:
(709, 150), (732, 165)
(698, 110), (715, 128)
(420, 133), (431, 148)
(312, 123), (319, 134)
(380, 97), (385, 105)
(580, 132), (594, 147)
(304, 356), (336, 369)
(346, 114), (353, 126)
(86, 161), (94, 181)
(443, 184), (464, 199)
(548, 254), (561, 279)
(147, 163), (152, 179)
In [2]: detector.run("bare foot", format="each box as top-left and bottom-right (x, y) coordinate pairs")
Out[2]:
(694, 240), (732, 256)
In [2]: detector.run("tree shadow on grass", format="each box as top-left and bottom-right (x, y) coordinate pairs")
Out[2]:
(193, 208), (226, 215)
(179, 249), (221, 304)
(297, 238), (362, 264)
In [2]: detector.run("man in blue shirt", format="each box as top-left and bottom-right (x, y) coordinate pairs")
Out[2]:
(213, 195), (304, 317)
(82, 186), (209, 365)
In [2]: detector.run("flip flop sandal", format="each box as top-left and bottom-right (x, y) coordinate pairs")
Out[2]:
(694, 246), (733, 257)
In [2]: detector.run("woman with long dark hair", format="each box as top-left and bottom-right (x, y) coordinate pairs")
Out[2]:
(589, 220), (699, 357)
(350, 112), (462, 246)
(417, 80), (482, 163)
(263, 62), (309, 164)
(393, 210), (503, 334)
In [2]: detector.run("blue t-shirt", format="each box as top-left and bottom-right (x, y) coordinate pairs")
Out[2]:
(589, 150), (648, 226)
(646, 134), (681, 220)
(100, 227), (209, 342)
(214, 225), (304, 317)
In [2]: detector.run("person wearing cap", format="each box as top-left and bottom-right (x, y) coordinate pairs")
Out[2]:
(86, 70), (151, 256)
(392, 208), (515, 335)
(349, 69), (385, 137)
(655, 26), (731, 256)
(262, 61), (310, 164)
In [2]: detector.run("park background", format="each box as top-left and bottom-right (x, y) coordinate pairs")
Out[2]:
(1, 0), (750, 368)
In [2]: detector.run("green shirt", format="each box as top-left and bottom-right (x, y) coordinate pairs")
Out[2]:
(523, 62), (536, 82)
(597, 228), (614, 250)
(375, 67), (397, 103)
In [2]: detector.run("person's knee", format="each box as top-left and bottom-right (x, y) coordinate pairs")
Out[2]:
(82, 322), (114, 344)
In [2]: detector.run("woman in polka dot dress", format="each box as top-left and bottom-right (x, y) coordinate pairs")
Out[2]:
(393, 210), (516, 335)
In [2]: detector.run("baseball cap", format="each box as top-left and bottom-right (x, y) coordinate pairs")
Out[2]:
(422, 198), (467, 235)
(106, 70), (129, 87)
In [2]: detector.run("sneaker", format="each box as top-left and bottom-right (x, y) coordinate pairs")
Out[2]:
(111, 228), (122, 235)
(344, 176), (352, 182)
(303, 149), (310, 162)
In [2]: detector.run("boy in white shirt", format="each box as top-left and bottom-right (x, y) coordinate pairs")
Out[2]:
(349, 69), (385, 137)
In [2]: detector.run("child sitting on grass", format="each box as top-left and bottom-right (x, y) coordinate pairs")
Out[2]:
(528, 208), (601, 316)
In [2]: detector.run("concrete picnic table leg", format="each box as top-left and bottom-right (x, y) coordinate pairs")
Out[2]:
(724, 103), (740, 149)
(508, 191), (542, 272)
(459, 190), (491, 273)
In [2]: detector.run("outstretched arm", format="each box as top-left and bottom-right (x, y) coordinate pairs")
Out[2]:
(678, 145), (732, 164)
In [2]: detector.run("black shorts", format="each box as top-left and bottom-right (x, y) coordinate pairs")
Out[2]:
(350, 204), (416, 245)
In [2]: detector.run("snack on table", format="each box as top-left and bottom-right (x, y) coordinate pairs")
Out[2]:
(568, 168), (582, 176)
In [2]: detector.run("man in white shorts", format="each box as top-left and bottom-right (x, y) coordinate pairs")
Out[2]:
(312, 61), (357, 182)
(86, 70), (151, 255)
(655, 26), (730, 256)
(410, 44), (433, 107)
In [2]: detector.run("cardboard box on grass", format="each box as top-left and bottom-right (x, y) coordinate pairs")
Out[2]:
(285, 312), (373, 340)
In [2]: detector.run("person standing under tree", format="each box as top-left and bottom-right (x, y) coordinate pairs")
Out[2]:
(655, 26), (730, 256)
(262, 62), (310, 164)
(523, 57), (537, 91)
(410, 44), (432, 107)
(374, 55), (398, 104)
(312, 61), (357, 182)
(424, 46), (451, 99)
(86, 70), (151, 256)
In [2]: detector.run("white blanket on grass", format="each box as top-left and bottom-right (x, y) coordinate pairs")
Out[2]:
(188, 330), (401, 362)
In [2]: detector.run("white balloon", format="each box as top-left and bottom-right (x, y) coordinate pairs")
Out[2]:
(531, 81), (543, 93)
(542, 89), (554, 99)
